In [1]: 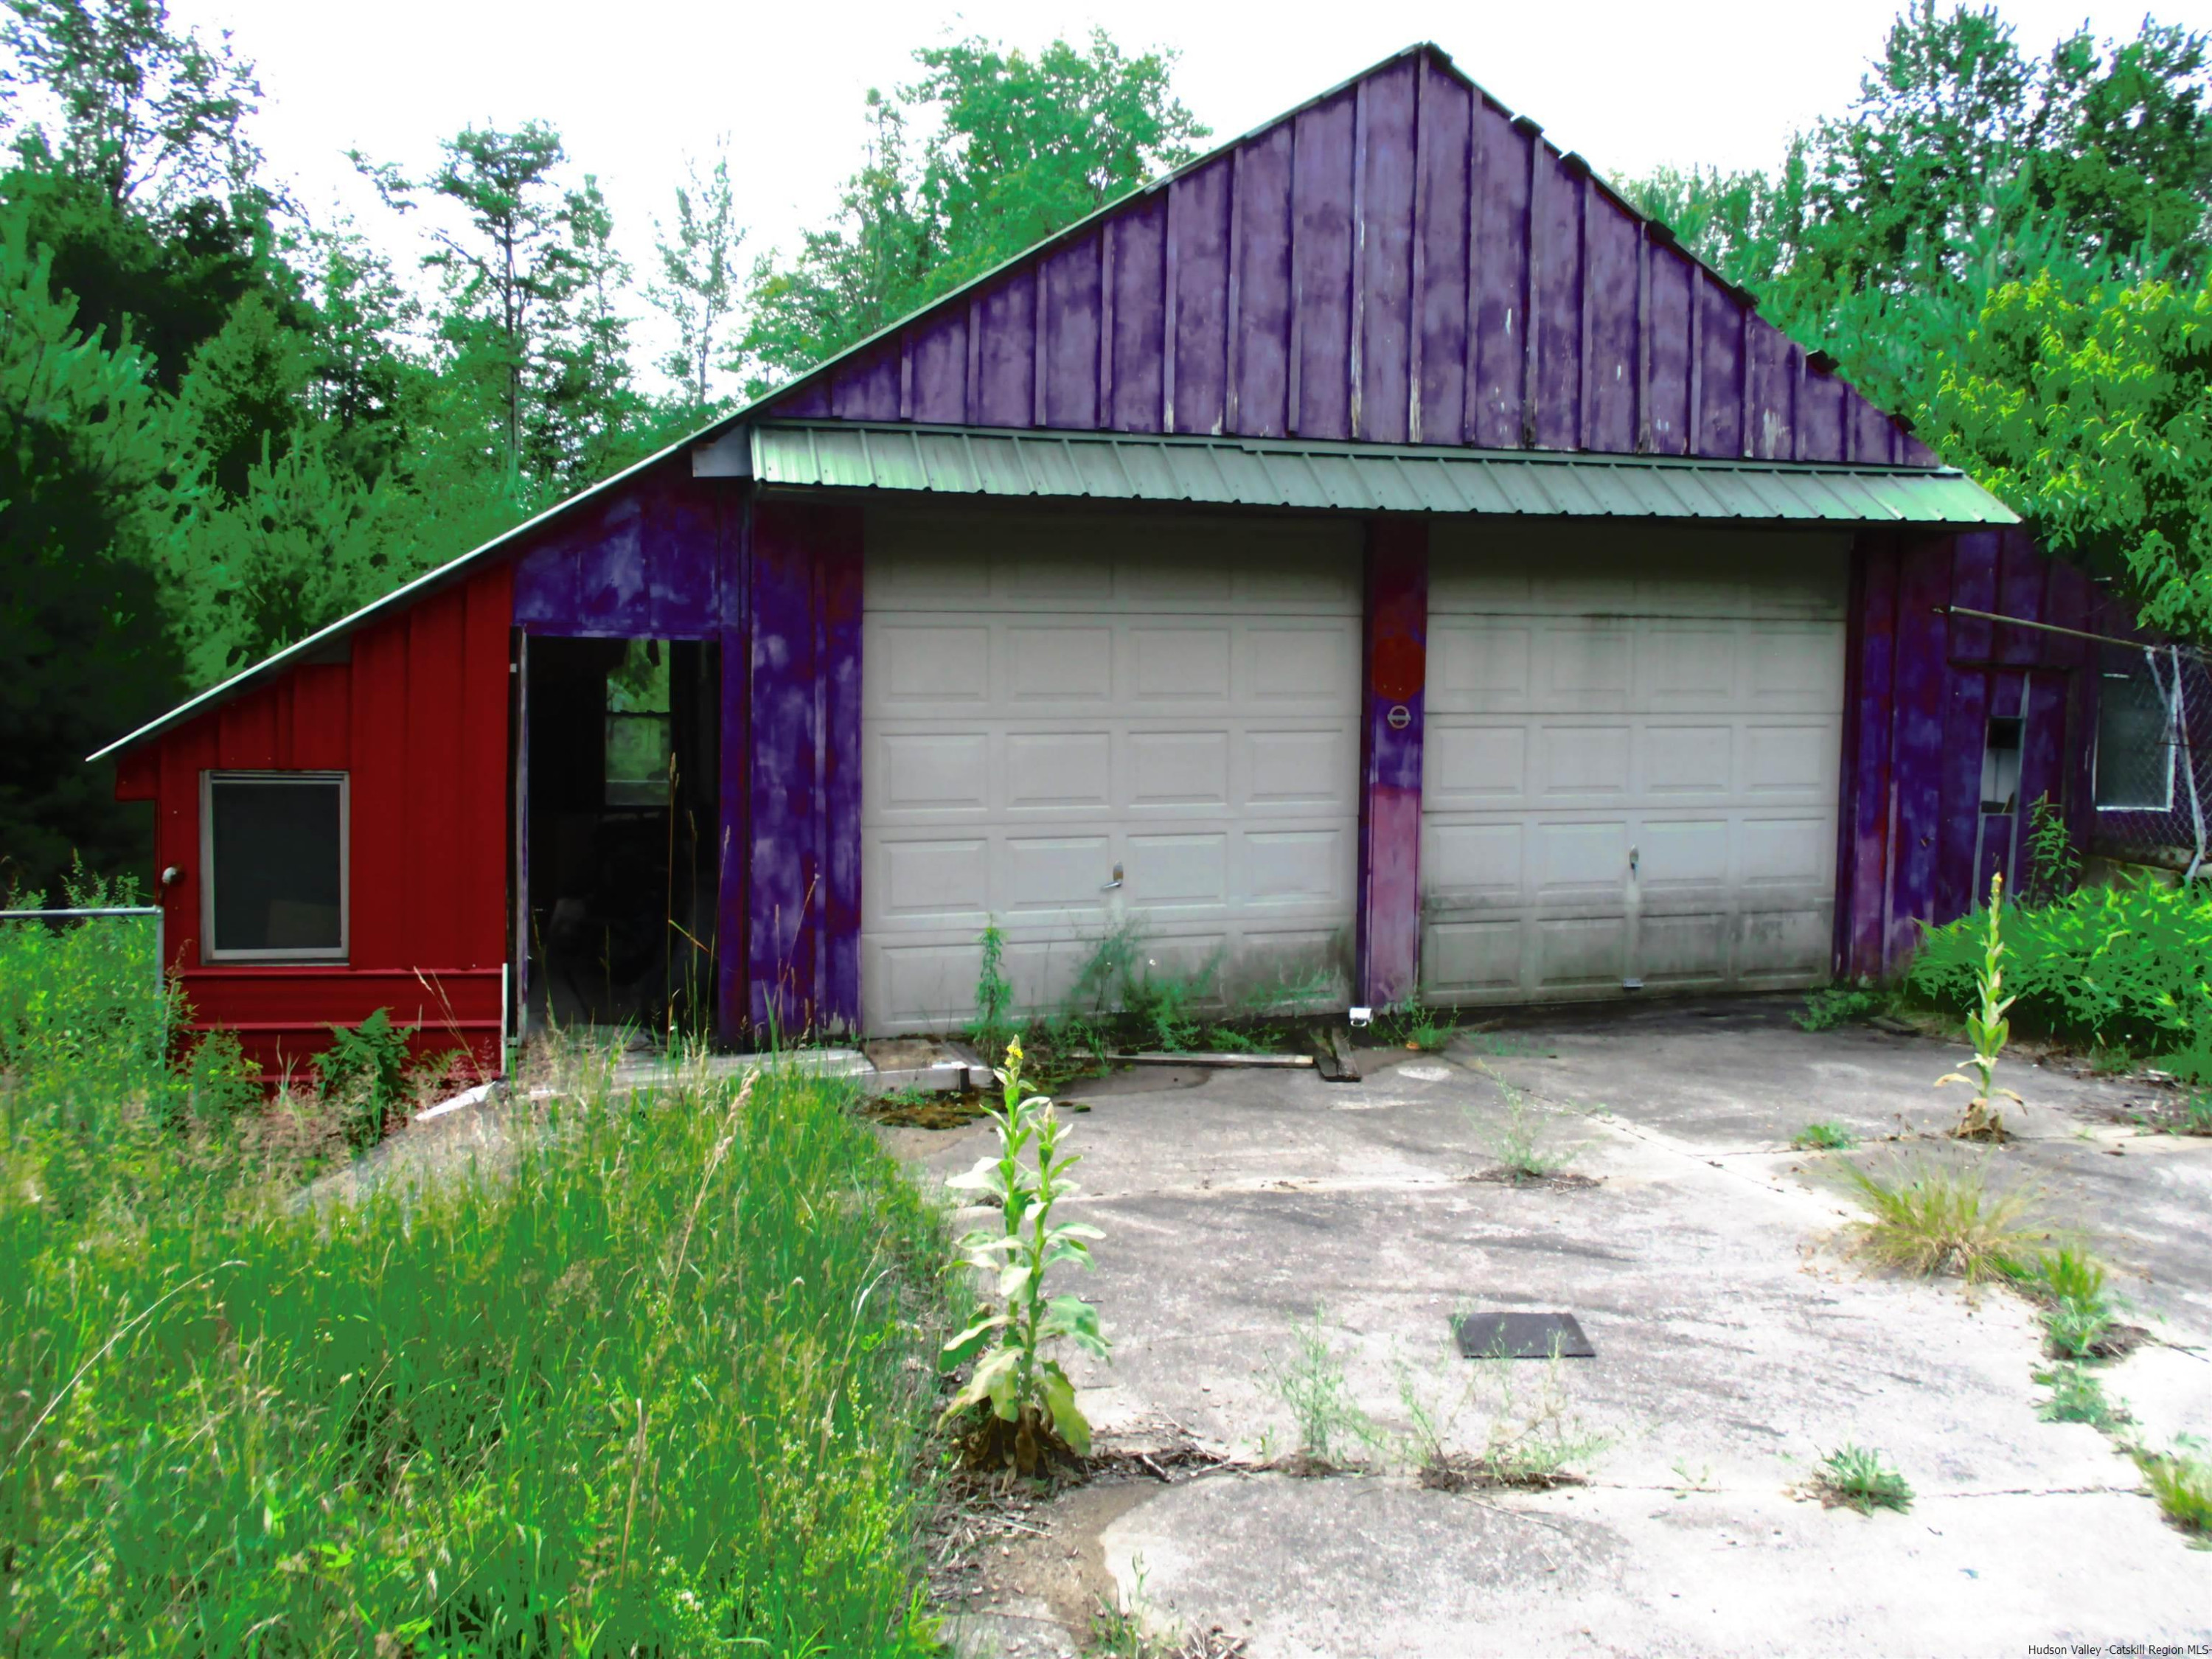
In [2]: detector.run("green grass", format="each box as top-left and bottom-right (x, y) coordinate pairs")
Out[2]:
(0, 1014), (953, 1652)
(1791, 1121), (1858, 1152)
(1794, 984), (1888, 1031)
(1838, 1158), (2042, 1284)
(2136, 1439), (2212, 1542)
(2035, 1363), (2132, 1430)
(1815, 1443), (1913, 1514)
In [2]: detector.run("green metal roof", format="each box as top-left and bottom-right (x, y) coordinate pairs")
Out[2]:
(751, 422), (2018, 526)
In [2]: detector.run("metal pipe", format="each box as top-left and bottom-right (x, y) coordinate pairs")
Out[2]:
(1941, 605), (2208, 659)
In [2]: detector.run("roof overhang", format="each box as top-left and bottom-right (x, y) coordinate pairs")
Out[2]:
(744, 422), (2020, 526)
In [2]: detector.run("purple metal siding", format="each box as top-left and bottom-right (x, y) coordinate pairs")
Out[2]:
(787, 47), (1924, 465)
(512, 465), (728, 639)
(1358, 520), (1427, 1005)
(1837, 526), (2106, 980)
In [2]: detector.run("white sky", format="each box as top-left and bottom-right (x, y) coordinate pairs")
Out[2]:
(168, 0), (2208, 394)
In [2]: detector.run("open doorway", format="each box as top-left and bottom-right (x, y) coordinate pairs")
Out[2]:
(524, 636), (719, 1036)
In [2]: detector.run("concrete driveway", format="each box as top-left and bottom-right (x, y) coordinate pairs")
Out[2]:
(897, 997), (2212, 1658)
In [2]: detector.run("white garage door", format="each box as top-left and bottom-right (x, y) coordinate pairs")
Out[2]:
(1422, 526), (1848, 1004)
(861, 507), (1363, 1032)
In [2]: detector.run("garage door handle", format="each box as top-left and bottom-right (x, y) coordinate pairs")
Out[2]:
(1102, 862), (1124, 891)
(1629, 846), (1639, 874)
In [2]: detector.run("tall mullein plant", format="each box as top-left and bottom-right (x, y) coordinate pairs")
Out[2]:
(1938, 871), (2025, 1140)
(941, 1037), (1109, 1473)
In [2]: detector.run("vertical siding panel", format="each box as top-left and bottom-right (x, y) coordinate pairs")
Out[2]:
(1995, 526), (2051, 667)
(1531, 147), (1582, 450)
(347, 613), (409, 970)
(406, 591), (469, 970)
(1644, 247), (1691, 456)
(1292, 92), (1356, 439)
(1696, 285), (1745, 458)
(1799, 361), (1845, 461)
(1231, 125), (1293, 437)
(748, 500), (818, 1030)
(829, 346), (900, 420)
(1110, 195), (1166, 432)
(1170, 156), (1234, 434)
(1582, 189), (1640, 453)
(1416, 69), (1470, 447)
(1935, 535), (2000, 921)
(1747, 329), (1795, 460)
(1359, 518), (1427, 1005)
(459, 565), (514, 974)
(1469, 103), (1528, 447)
(1040, 237), (1104, 431)
(1843, 534), (1900, 977)
(1356, 60), (1417, 444)
(819, 510), (864, 1031)
(973, 271), (1035, 427)
(908, 310), (968, 425)
(1888, 536), (1953, 964)
(717, 498), (752, 1040)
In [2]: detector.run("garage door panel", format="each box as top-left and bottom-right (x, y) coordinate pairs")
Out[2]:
(1427, 724), (1530, 807)
(1002, 835), (1115, 913)
(1425, 919), (1526, 994)
(1536, 917), (1629, 991)
(1539, 726), (1632, 799)
(1643, 726), (1734, 795)
(1639, 819), (1731, 886)
(1006, 731), (1113, 810)
(1244, 828), (1350, 906)
(1423, 533), (1846, 1004)
(876, 732), (990, 813)
(1128, 731), (1230, 807)
(877, 838), (990, 921)
(1125, 832), (1228, 906)
(1251, 625), (1359, 703)
(1131, 627), (1233, 700)
(1010, 625), (1113, 700)
(863, 508), (1360, 1029)
(1536, 821), (1630, 892)
(877, 623), (990, 705)
(1425, 820), (1524, 894)
(1248, 728), (1354, 808)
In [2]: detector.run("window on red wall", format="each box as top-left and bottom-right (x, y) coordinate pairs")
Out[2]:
(201, 772), (348, 960)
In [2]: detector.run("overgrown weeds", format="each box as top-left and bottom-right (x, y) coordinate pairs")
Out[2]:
(2135, 1439), (2212, 1542)
(2035, 1363), (2132, 1430)
(0, 1044), (952, 1653)
(2014, 1247), (2123, 1359)
(1812, 1444), (1914, 1513)
(1259, 1306), (1380, 1470)
(1374, 1000), (1459, 1052)
(969, 920), (1015, 1061)
(1469, 1067), (1591, 1184)
(1838, 1158), (2043, 1284)
(1792, 1121), (1858, 1151)
(1795, 983), (1888, 1031)
(1400, 1336), (1610, 1490)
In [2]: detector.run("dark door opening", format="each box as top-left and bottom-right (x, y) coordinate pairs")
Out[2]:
(524, 636), (720, 1036)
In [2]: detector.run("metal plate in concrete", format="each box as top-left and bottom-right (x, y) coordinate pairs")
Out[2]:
(1454, 1311), (1594, 1359)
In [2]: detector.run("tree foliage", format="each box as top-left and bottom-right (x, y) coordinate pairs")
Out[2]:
(1623, 2), (2212, 636)
(648, 140), (746, 410)
(740, 31), (1206, 389)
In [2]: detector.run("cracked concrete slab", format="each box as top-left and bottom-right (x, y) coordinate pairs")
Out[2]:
(906, 997), (2212, 1656)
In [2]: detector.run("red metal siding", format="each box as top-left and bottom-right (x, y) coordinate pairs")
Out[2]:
(118, 563), (514, 1077)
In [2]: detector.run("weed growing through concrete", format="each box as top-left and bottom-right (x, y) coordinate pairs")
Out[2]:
(1813, 1444), (1914, 1514)
(1374, 1001), (1459, 1052)
(2019, 1248), (2119, 1359)
(1449, 1338), (1611, 1488)
(969, 921), (1014, 1061)
(2135, 1438), (2212, 1543)
(1791, 1121), (1858, 1152)
(1471, 1066), (1590, 1183)
(1794, 983), (1887, 1031)
(1260, 1305), (1380, 1469)
(1669, 1457), (1718, 1497)
(1840, 1158), (2040, 1284)
(2034, 1363), (2132, 1430)
(942, 1038), (1110, 1475)
(1935, 872), (2024, 1140)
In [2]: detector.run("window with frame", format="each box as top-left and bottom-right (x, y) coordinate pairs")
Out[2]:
(202, 772), (348, 959)
(2093, 650), (2177, 813)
